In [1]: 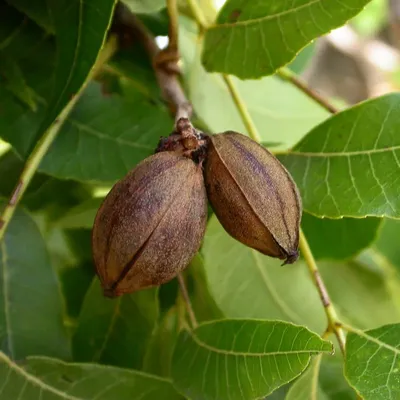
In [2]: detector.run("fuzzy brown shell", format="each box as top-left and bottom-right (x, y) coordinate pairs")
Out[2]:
(204, 132), (302, 264)
(92, 151), (208, 296)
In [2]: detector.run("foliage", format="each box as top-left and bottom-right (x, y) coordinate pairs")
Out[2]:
(1, 0), (400, 399)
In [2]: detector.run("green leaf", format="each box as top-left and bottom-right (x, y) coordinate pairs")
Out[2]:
(31, 0), (117, 150)
(288, 44), (316, 75)
(171, 319), (332, 400)
(180, 18), (329, 151)
(371, 220), (400, 314)
(286, 354), (358, 400)
(109, 47), (161, 100)
(279, 94), (400, 218)
(0, 3), (49, 63)
(352, 0), (387, 37)
(0, 352), (183, 399)
(0, 150), (91, 215)
(57, 197), (103, 229)
(319, 356), (357, 400)
(187, 254), (224, 323)
(6, 0), (53, 31)
(345, 324), (400, 400)
(0, 53), (38, 111)
(123, 0), (165, 13)
(319, 261), (400, 329)
(203, 216), (400, 332)
(301, 214), (381, 260)
(374, 219), (400, 268)
(73, 279), (159, 369)
(60, 262), (94, 320)
(0, 200), (70, 360)
(143, 307), (179, 377)
(203, 216), (325, 331)
(1, 81), (173, 182)
(202, 0), (371, 78)
(285, 356), (328, 400)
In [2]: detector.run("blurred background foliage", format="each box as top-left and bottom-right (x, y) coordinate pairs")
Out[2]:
(1, 0), (400, 399)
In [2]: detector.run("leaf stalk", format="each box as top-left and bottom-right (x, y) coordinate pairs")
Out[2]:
(277, 68), (339, 114)
(299, 229), (346, 354)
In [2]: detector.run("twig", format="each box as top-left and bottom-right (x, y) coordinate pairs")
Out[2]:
(186, 0), (208, 31)
(299, 229), (346, 354)
(166, 0), (179, 52)
(277, 68), (339, 114)
(114, 3), (192, 122)
(0, 36), (118, 241)
(177, 273), (198, 328)
(222, 75), (262, 142)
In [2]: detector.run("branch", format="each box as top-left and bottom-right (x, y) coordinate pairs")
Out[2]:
(299, 229), (346, 354)
(277, 68), (339, 114)
(177, 273), (198, 328)
(0, 36), (118, 241)
(114, 2), (192, 123)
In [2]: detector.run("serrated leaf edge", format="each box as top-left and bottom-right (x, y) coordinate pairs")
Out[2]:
(183, 319), (333, 356)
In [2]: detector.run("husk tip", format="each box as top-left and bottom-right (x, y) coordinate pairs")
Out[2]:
(282, 250), (299, 265)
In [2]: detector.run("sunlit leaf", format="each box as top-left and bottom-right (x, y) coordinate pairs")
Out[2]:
(180, 18), (329, 151)
(202, 0), (371, 78)
(345, 324), (400, 400)
(280, 94), (400, 218)
(171, 319), (332, 400)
